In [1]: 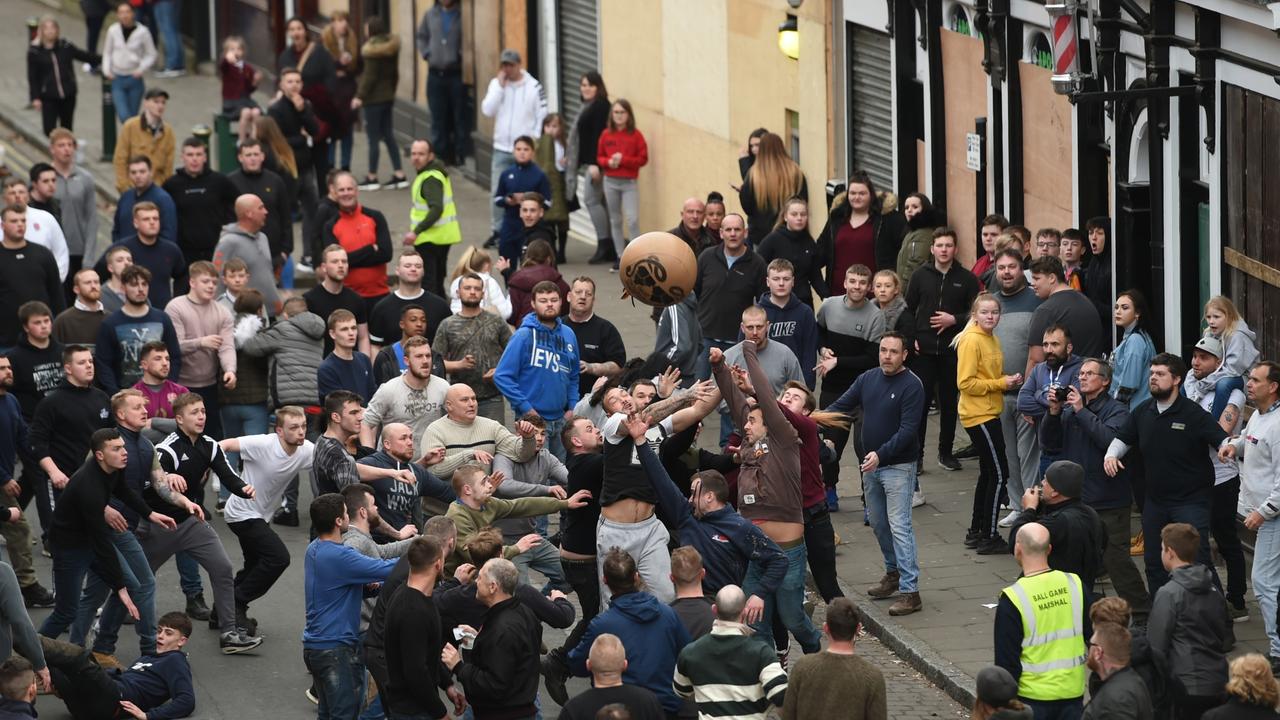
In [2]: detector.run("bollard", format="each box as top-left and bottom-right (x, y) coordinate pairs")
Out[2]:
(27, 17), (38, 43)
(101, 76), (116, 161)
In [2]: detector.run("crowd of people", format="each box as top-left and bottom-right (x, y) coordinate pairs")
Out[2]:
(1, 3), (1279, 720)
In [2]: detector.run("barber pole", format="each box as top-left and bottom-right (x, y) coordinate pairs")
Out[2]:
(1046, 1), (1083, 94)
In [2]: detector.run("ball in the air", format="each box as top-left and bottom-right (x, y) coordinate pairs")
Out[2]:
(618, 232), (697, 307)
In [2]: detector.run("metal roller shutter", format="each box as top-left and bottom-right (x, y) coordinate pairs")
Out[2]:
(849, 26), (894, 191)
(558, 0), (599, 118)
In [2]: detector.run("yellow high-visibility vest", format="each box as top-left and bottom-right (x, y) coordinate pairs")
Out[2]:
(1001, 570), (1088, 701)
(409, 168), (461, 246)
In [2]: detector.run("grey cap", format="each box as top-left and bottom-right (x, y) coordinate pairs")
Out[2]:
(1193, 335), (1223, 359)
(499, 48), (521, 65)
(976, 666), (1018, 707)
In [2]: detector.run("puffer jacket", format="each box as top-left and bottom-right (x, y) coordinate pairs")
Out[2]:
(896, 207), (941, 282)
(240, 311), (325, 408)
(1147, 563), (1231, 696)
(356, 34), (399, 106)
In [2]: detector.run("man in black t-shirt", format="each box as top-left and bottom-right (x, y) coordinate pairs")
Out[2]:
(1025, 256), (1103, 373)
(563, 276), (627, 397)
(304, 245), (369, 358)
(367, 250), (450, 353)
(557, 633), (664, 720)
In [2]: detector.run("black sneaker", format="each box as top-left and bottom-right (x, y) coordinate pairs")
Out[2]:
(185, 593), (211, 621)
(952, 444), (979, 460)
(21, 582), (55, 608)
(938, 454), (962, 472)
(235, 607), (259, 636)
(1270, 655), (1280, 677)
(964, 530), (982, 549)
(220, 629), (263, 654)
(609, 260), (619, 273)
(483, 233), (498, 249)
(540, 650), (570, 706)
(273, 507), (299, 527)
(975, 536), (1011, 555)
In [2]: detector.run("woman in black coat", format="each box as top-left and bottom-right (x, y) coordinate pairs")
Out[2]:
(27, 18), (98, 135)
(816, 170), (907, 294)
(754, 196), (827, 305)
(738, 132), (807, 248)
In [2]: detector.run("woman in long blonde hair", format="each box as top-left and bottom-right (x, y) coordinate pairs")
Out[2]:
(447, 246), (511, 319)
(252, 115), (298, 178)
(738, 132), (807, 247)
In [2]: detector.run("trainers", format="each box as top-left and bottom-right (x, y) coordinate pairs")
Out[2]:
(155, 68), (186, 78)
(273, 507), (299, 527)
(220, 629), (263, 654)
(41, 539), (51, 558)
(21, 582), (55, 608)
(389, 174), (410, 189)
(540, 651), (570, 706)
(215, 499), (226, 514)
(776, 648), (789, 671)
(867, 571), (901, 599)
(185, 593), (211, 621)
(1230, 603), (1249, 623)
(911, 490), (926, 508)
(305, 686), (319, 705)
(825, 487), (840, 512)
(975, 536), (1010, 555)
(964, 529), (982, 548)
(998, 509), (1020, 528)
(293, 262), (315, 278)
(888, 591), (923, 616)
(952, 444), (979, 459)
(91, 652), (121, 670)
(609, 261), (619, 273)
(1130, 531), (1144, 557)
(358, 177), (382, 191)
(937, 454), (962, 471)
(483, 232), (498, 249)
(235, 607), (260, 636)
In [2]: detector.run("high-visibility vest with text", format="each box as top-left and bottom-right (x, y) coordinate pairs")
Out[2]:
(1001, 570), (1087, 701)
(409, 168), (461, 246)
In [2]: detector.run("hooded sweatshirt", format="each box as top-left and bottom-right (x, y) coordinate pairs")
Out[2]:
(1190, 320), (1260, 395)
(493, 312), (580, 418)
(506, 264), (570, 327)
(29, 380), (112, 475)
(1147, 563), (1230, 696)
(756, 292), (819, 388)
(756, 226), (828, 304)
(163, 166), (238, 262)
(567, 590), (692, 714)
(240, 311), (326, 408)
(896, 208), (940, 282)
(214, 223), (282, 316)
(115, 651), (196, 720)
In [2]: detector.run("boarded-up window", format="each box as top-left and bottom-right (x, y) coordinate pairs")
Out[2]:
(1223, 84), (1280, 361)
(940, 29), (986, 267)
(1019, 62), (1074, 234)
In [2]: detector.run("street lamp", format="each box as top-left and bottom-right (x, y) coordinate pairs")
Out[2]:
(778, 15), (799, 60)
(1045, 1), (1085, 94)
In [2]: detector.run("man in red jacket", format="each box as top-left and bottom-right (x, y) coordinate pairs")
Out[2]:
(323, 172), (393, 317)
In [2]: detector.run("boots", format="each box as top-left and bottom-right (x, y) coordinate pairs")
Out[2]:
(867, 572), (901, 599)
(588, 238), (615, 265)
(185, 593), (211, 621)
(540, 649), (570, 705)
(888, 592), (923, 616)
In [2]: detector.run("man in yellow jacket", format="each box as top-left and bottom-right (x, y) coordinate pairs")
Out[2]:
(112, 88), (175, 192)
(994, 522), (1089, 718)
(403, 139), (460, 298)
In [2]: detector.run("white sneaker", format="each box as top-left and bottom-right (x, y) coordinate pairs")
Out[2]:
(293, 262), (315, 277)
(998, 509), (1020, 528)
(911, 491), (925, 508)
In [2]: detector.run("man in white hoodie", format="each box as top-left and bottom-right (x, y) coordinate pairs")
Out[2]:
(479, 49), (546, 245)
(1221, 360), (1280, 673)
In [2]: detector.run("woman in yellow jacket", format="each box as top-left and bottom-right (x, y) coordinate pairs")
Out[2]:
(953, 292), (1022, 555)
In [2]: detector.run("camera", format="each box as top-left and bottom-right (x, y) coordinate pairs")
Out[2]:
(1051, 385), (1070, 402)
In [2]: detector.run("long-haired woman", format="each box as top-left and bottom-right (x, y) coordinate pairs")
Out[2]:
(738, 132), (806, 247)
(1110, 289), (1156, 410)
(755, 197), (827, 304)
(816, 170), (907, 292)
(896, 192), (940, 282)
(566, 71), (614, 264)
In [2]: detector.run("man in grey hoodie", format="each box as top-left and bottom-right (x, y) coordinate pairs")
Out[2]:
(214, 195), (281, 318)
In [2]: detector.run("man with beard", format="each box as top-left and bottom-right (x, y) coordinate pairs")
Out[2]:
(991, 248), (1043, 525)
(358, 423), (454, 532)
(361, 336), (449, 453)
(493, 281), (581, 462)
(432, 274), (512, 423)
(52, 269), (107, 347)
(1017, 325), (1082, 476)
(1105, 353), (1229, 593)
(95, 265), (182, 394)
(371, 306), (435, 385)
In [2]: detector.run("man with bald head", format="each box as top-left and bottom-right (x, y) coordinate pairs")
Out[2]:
(420, 383), (538, 478)
(559, 633), (665, 720)
(358, 422), (455, 531)
(994, 522), (1090, 715)
(213, 193), (280, 316)
(694, 212), (767, 381)
(675, 584), (788, 717)
(669, 197), (717, 256)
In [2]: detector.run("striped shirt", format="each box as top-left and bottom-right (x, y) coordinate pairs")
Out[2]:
(673, 621), (787, 719)
(419, 415), (535, 478)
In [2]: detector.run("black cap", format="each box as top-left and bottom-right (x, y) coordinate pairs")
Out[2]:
(144, 88), (170, 100)
(1045, 460), (1085, 499)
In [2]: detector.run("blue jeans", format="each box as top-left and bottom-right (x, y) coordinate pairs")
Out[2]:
(744, 543), (821, 654)
(364, 103), (402, 176)
(219, 403), (271, 501)
(542, 416), (566, 463)
(1141, 496), (1220, 594)
(1254, 518), (1280, 656)
(153, 0), (183, 71)
(69, 530), (158, 656)
(176, 551), (202, 597)
(488, 149), (514, 234)
(305, 644), (365, 720)
(329, 132), (354, 172)
(1020, 698), (1083, 720)
(110, 76), (145, 124)
(1210, 375), (1244, 420)
(864, 462), (919, 592)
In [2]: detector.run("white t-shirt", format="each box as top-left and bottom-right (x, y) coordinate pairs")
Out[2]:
(224, 434), (315, 523)
(1191, 385), (1244, 486)
(602, 412), (673, 447)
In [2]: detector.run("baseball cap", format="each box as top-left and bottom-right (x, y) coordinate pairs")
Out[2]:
(499, 48), (521, 65)
(1193, 335), (1223, 359)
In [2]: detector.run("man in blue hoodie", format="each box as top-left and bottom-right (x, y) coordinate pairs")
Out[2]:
(567, 547), (692, 717)
(494, 280), (579, 462)
(493, 136), (551, 272)
(756, 259), (818, 388)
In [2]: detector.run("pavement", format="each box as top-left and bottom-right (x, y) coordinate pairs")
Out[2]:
(3, 0), (1264, 717)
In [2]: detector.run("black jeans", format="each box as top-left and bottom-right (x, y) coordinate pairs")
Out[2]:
(418, 242), (451, 299)
(1141, 496), (1220, 594)
(364, 102), (402, 176)
(965, 419), (1009, 539)
(426, 67), (469, 163)
(42, 635), (121, 720)
(818, 389), (861, 490)
(910, 350), (959, 459)
(40, 94), (76, 135)
(228, 518), (291, 610)
(557, 556), (601, 654)
(1210, 476), (1246, 607)
(804, 502), (843, 603)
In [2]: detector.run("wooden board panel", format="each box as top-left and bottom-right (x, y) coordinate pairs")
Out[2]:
(1019, 62), (1074, 233)
(940, 29), (986, 267)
